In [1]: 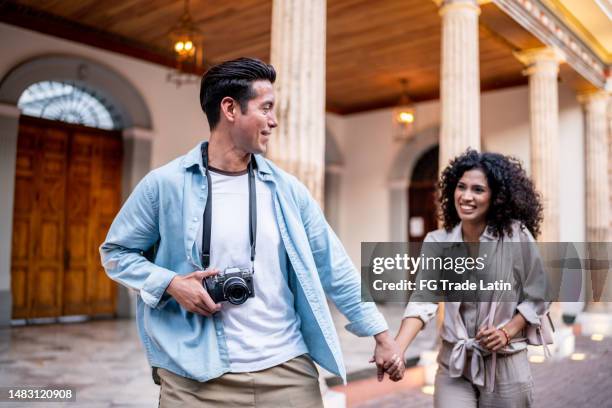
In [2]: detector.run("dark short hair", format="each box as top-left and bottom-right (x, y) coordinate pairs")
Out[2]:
(200, 57), (276, 130)
(438, 149), (544, 239)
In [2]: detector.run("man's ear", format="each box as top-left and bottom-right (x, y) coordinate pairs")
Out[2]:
(220, 97), (237, 123)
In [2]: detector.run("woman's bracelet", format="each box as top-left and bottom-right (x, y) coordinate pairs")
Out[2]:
(500, 327), (511, 345)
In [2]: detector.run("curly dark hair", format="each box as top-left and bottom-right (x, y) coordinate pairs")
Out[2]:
(438, 149), (543, 239)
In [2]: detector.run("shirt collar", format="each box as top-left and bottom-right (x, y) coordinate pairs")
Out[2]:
(450, 222), (497, 242)
(181, 141), (271, 175)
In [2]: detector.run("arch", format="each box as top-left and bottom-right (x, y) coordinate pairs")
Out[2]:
(0, 55), (154, 324)
(0, 54), (152, 129)
(325, 126), (344, 167)
(388, 126), (439, 241)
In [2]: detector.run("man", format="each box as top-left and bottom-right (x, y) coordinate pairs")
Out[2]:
(100, 57), (404, 407)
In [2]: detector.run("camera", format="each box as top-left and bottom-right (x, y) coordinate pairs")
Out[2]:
(202, 267), (254, 305)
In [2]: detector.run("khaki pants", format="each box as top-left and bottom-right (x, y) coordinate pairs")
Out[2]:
(157, 355), (324, 408)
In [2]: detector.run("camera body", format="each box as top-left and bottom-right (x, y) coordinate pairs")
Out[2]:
(203, 266), (254, 305)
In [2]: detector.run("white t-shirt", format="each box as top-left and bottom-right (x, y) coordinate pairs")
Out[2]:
(199, 166), (308, 372)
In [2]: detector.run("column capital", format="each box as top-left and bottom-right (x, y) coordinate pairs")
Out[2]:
(438, 0), (481, 16)
(514, 47), (564, 76)
(577, 89), (609, 106)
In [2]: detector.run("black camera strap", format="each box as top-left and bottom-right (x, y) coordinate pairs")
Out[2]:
(201, 143), (257, 270)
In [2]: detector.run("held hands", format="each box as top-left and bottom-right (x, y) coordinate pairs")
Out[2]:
(476, 325), (510, 352)
(166, 269), (221, 316)
(370, 331), (406, 382)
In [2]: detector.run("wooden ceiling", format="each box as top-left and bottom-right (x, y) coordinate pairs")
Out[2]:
(2, 0), (588, 114)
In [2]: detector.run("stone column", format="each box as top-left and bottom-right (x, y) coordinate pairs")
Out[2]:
(580, 91), (610, 242)
(579, 91), (612, 316)
(608, 98), (612, 234)
(438, 0), (481, 173)
(269, 0), (326, 205)
(515, 48), (563, 243)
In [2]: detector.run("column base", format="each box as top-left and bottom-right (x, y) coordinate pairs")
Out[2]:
(527, 325), (575, 360)
(116, 287), (137, 318)
(576, 311), (612, 336)
(0, 289), (11, 327)
(322, 389), (346, 408)
(319, 370), (346, 408)
(419, 350), (439, 386)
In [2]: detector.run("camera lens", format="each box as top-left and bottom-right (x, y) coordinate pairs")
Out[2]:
(223, 277), (249, 305)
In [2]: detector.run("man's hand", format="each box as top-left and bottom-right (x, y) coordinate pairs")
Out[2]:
(166, 269), (221, 316)
(369, 331), (405, 382)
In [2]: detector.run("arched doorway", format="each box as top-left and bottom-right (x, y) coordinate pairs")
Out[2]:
(11, 81), (123, 319)
(408, 145), (439, 242)
(387, 125), (439, 242)
(0, 55), (153, 323)
(12, 114), (122, 319)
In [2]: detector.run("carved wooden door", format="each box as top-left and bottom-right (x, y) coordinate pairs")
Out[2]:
(408, 146), (439, 242)
(11, 116), (122, 319)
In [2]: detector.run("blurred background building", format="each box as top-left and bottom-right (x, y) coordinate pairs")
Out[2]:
(0, 0), (610, 405)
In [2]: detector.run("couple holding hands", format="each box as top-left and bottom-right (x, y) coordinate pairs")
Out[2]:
(101, 57), (547, 407)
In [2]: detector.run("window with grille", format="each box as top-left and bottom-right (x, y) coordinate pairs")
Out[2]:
(18, 81), (121, 130)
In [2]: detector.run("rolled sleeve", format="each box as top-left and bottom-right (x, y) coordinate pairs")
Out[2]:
(140, 264), (177, 309)
(404, 302), (438, 329)
(516, 301), (542, 326)
(344, 306), (389, 337)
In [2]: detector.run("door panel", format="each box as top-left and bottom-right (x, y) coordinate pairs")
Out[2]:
(408, 146), (439, 242)
(11, 116), (121, 320)
(11, 125), (38, 318)
(88, 133), (122, 314)
(29, 125), (67, 318)
(408, 184), (438, 242)
(64, 132), (95, 315)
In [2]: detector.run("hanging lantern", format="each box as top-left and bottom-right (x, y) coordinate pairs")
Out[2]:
(392, 79), (416, 142)
(167, 0), (204, 86)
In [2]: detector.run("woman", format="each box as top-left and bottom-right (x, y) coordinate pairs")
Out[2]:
(387, 149), (548, 407)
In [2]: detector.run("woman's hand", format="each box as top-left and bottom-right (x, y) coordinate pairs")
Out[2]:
(380, 316), (425, 382)
(370, 332), (404, 382)
(385, 354), (405, 382)
(476, 325), (508, 352)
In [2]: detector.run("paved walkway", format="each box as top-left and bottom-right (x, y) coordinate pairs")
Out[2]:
(0, 303), (426, 407)
(350, 335), (612, 408)
(1, 308), (610, 407)
(0, 319), (157, 407)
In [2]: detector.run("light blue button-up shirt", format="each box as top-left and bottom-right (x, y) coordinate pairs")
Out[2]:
(100, 141), (388, 382)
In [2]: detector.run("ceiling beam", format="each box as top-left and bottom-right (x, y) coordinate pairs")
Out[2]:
(0, 1), (207, 75)
(329, 74), (528, 115)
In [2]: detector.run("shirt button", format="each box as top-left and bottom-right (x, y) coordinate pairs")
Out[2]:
(193, 217), (198, 222)
(187, 255), (191, 260)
